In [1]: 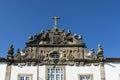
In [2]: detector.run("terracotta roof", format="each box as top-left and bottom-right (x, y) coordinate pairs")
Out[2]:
(0, 57), (6, 62)
(106, 58), (120, 62)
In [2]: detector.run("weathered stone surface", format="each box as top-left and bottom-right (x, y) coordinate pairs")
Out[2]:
(10, 17), (104, 66)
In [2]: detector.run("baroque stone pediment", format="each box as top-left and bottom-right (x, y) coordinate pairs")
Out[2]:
(26, 28), (84, 46)
(6, 16), (104, 66)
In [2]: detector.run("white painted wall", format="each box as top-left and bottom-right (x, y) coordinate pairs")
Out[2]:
(66, 65), (101, 80)
(1, 63), (120, 80)
(105, 62), (120, 80)
(0, 63), (7, 80)
(10, 65), (46, 80)
(10, 65), (101, 80)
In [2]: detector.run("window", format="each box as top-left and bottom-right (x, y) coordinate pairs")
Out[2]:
(50, 51), (59, 58)
(18, 74), (32, 80)
(79, 74), (93, 80)
(47, 68), (64, 80)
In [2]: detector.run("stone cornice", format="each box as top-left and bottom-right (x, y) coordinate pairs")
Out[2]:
(2, 58), (120, 63)
(26, 43), (86, 47)
(0, 58), (104, 63)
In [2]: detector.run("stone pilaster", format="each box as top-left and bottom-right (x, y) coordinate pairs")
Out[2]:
(5, 65), (11, 80)
(100, 62), (106, 80)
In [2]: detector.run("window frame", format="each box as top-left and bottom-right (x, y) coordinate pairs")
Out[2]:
(18, 74), (33, 80)
(46, 66), (66, 80)
(78, 74), (93, 80)
(50, 51), (60, 59)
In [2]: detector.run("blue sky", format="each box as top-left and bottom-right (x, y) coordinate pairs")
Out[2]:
(0, 0), (120, 58)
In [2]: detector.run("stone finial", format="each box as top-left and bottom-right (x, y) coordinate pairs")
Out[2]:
(34, 33), (37, 39)
(67, 29), (71, 34)
(98, 44), (101, 47)
(17, 49), (20, 53)
(73, 34), (77, 37)
(77, 35), (83, 44)
(13, 49), (21, 60)
(73, 34), (78, 39)
(87, 48), (94, 57)
(97, 44), (103, 55)
(97, 44), (104, 61)
(46, 28), (50, 32)
(40, 29), (44, 34)
(8, 44), (14, 55)
(61, 29), (65, 32)
(29, 35), (33, 41)
(78, 35), (83, 40)
(91, 48), (95, 53)
(7, 44), (14, 60)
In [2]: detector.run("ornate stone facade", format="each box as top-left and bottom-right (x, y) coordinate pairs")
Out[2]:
(6, 16), (105, 66)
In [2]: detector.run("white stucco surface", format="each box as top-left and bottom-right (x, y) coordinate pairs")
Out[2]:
(0, 63), (7, 80)
(10, 65), (101, 80)
(0, 62), (119, 80)
(10, 65), (46, 80)
(105, 63), (120, 80)
(66, 65), (101, 80)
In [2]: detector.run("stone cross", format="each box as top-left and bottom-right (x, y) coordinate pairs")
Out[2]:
(52, 16), (60, 29)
